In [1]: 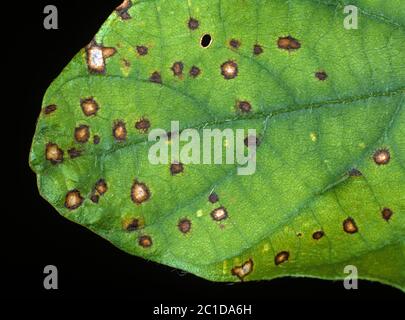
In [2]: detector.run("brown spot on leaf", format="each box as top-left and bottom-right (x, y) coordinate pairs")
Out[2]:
(190, 66), (201, 78)
(211, 207), (228, 221)
(138, 235), (153, 248)
(80, 97), (99, 117)
(135, 118), (151, 133)
(188, 17), (199, 30)
(221, 61), (238, 79)
(90, 194), (99, 203)
(343, 217), (358, 234)
(244, 135), (260, 148)
(113, 120), (127, 141)
(312, 230), (324, 240)
(277, 36), (301, 50)
(95, 179), (107, 195)
(122, 59), (131, 68)
(64, 189), (84, 210)
(93, 135), (100, 145)
(237, 100), (252, 113)
(349, 168), (362, 177)
(231, 259), (253, 281)
(131, 180), (151, 205)
(45, 143), (63, 164)
(274, 251), (289, 265)
(229, 39), (241, 49)
(253, 44), (263, 55)
(136, 45), (148, 56)
(208, 192), (219, 203)
(170, 162), (184, 175)
(123, 218), (142, 231)
(68, 148), (82, 159)
(116, 0), (132, 20)
(373, 149), (390, 165)
(382, 208), (394, 221)
(171, 61), (184, 77)
(315, 71), (328, 81)
(86, 41), (116, 74)
(178, 218), (192, 234)
(74, 125), (90, 143)
(43, 104), (57, 115)
(165, 131), (176, 141)
(150, 71), (162, 84)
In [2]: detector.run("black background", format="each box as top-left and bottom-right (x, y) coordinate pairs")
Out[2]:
(7, 0), (404, 308)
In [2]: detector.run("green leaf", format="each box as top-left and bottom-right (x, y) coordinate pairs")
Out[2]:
(30, 0), (405, 290)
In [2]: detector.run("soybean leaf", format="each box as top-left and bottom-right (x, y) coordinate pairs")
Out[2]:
(30, 0), (405, 290)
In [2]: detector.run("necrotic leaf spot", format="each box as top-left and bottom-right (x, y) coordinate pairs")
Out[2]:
(315, 71), (328, 81)
(136, 45), (148, 56)
(208, 192), (219, 203)
(74, 125), (90, 143)
(312, 230), (324, 240)
(170, 162), (184, 175)
(229, 39), (240, 49)
(221, 61), (238, 79)
(150, 71), (162, 84)
(138, 235), (153, 248)
(116, 0), (132, 20)
(45, 143), (63, 164)
(124, 218), (141, 231)
(244, 135), (260, 148)
(93, 135), (100, 144)
(135, 118), (151, 133)
(349, 168), (362, 177)
(253, 44), (263, 55)
(382, 208), (393, 221)
(178, 218), (192, 234)
(211, 207), (228, 221)
(68, 148), (81, 159)
(373, 149), (390, 165)
(80, 97), (99, 117)
(190, 66), (201, 78)
(277, 36), (301, 50)
(171, 61), (184, 77)
(43, 104), (57, 115)
(90, 194), (99, 203)
(64, 189), (83, 210)
(275, 251), (289, 265)
(231, 259), (253, 281)
(95, 179), (107, 195)
(237, 100), (252, 113)
(131, 180), (151, 204)
(343, 217), (358, 234)
(113, 120), (127, 141)
(188, 18), (199, 30)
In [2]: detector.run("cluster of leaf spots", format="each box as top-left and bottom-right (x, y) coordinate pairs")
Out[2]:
(31, 0), (405, 287)
(116, 0), (132, 20)
(90, 179), (108, 203)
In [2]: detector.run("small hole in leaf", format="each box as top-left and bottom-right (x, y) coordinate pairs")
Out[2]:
(200, 34), (212, 48)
